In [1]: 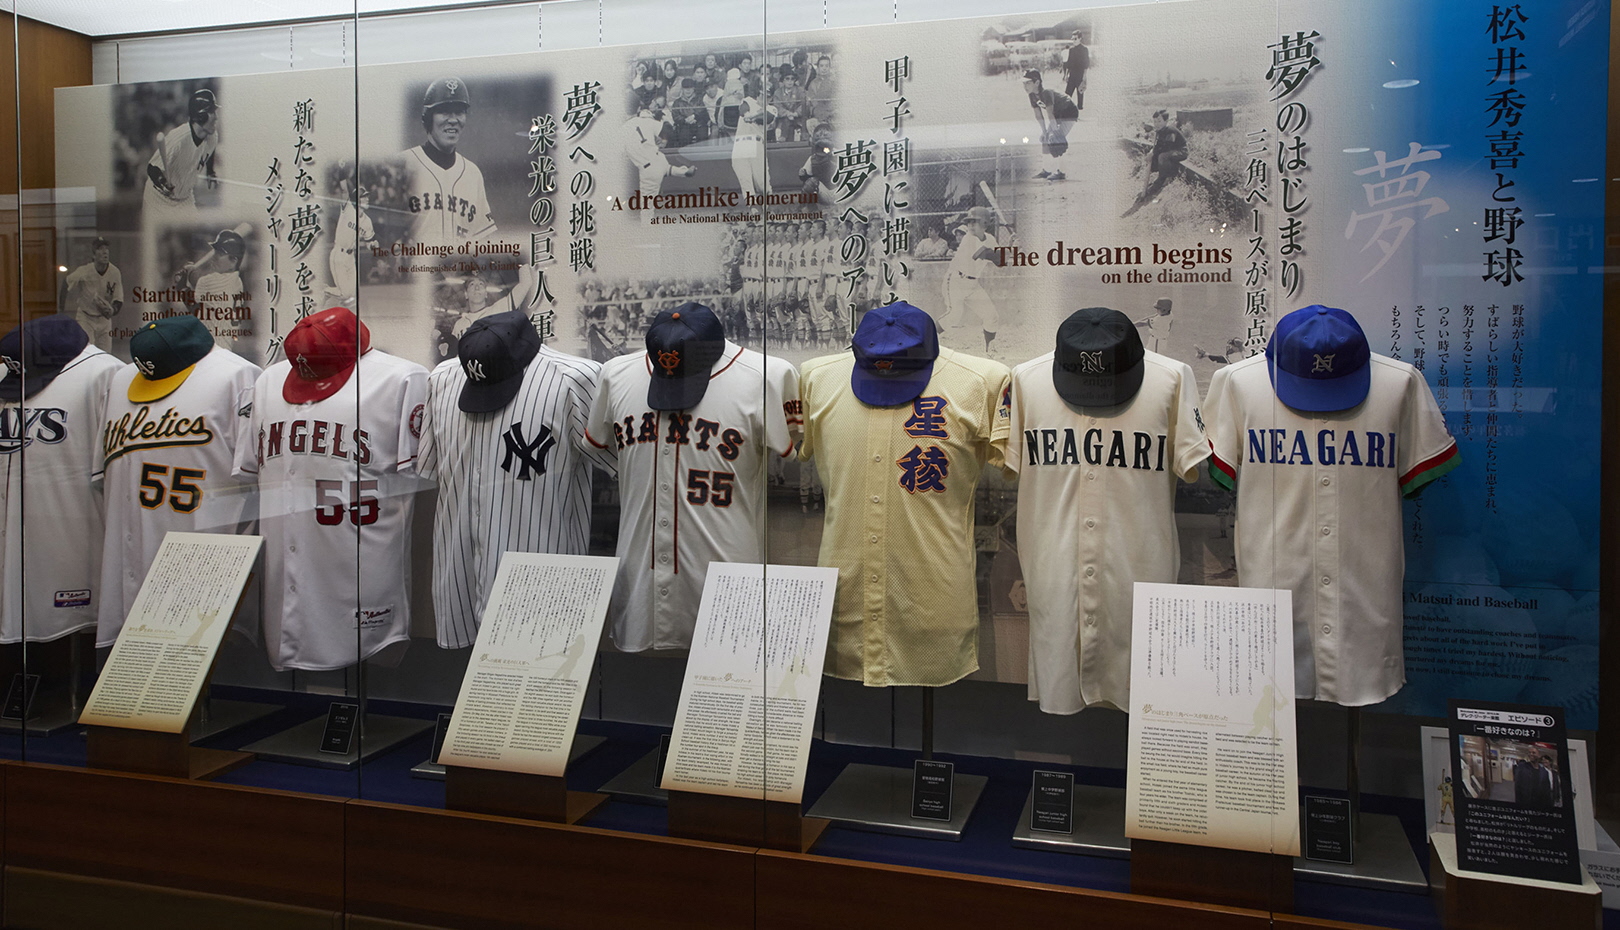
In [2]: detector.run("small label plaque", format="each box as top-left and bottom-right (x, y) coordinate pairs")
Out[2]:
(428, 712), (453, 764)
(912, 760), (955, 822)
(319, 702), (360, 755)
(1, 673), (40, 721)
(1304, 796), (1354, 863)
(1030, 770), (1075, 835)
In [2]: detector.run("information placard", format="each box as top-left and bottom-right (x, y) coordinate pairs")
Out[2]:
(1125, 582), (1298, 856)
(80, 532), (262, 734)
(661, 563), (838, 804)
(438, 552), (618, 777)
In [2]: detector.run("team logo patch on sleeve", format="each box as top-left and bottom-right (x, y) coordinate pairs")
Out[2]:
(409, 404), (425, 438)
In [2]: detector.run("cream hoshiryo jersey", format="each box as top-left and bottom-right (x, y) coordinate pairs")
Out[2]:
(584, 342), (799, 651)
(800, 347), (1010, 687)
(1204, 353), (1460, 706)
(419, 347), (611, 649)
(0, 347), (123, 642)
(1007, 351), (1209, 713)
(401, 146), (493, 247)
(235, 351), (428, 671)
(96, 347), (261, 646)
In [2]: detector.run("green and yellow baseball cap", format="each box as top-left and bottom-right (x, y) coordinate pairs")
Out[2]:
(128, 316), (213, 402)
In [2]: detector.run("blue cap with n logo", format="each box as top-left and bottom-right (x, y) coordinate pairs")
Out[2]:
(1266, 305), (1371, 412)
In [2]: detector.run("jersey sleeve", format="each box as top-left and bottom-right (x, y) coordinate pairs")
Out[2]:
(110, 267), (125, 305)
(1396, 366), (1460, 498)
(1202, 365), (1241, 491)
(580, 360), (619, 469)
(570, 359), (619, 474)
(395, 365), (430, 473)
(795, 361), (823, 462)
(231, 369), (266, 479)
(764, 356), (801, 459)
(467, 165), (496, 239)
(1170, 361), (1213, 482)
(416, 374), (443, 483)
(1001, 368), (1025, 481)
(986, 364), (1012, 473)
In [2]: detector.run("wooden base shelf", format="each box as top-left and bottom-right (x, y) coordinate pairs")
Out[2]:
(667, 789), (828, 852)
(443, 765), (607, 825)
(85, 726), (251, 781)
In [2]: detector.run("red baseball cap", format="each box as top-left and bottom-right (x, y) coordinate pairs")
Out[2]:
(283, 307), (371, 404)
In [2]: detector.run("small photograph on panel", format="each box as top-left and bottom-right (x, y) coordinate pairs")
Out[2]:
(144, 223), (260, 361)
(114, 80), (223, 225)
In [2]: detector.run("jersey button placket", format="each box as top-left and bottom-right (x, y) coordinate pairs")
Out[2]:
(860, 408), (891, 684)
(653, 414), (678, 647)
(1314, 423), (1340, 695)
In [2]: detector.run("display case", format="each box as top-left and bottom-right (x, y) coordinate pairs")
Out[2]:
(0, 0), (1612, 928)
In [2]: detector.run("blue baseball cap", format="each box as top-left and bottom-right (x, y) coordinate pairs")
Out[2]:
(646, 302), (727, 411)
(850, 301), (939, 407)
(0, 316), (89, 402)
(1265, 305), (1371, 412)
(458, 309), (541, 413)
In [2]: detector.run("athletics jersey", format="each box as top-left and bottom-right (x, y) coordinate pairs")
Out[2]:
(800, 347), (1010, 687)
(584, 342), (799, 651)
(0, 347), (123, 642)
(235, 349), (428, 671)
(96, 347), (261, 646)
(401, 145), (494, 247)
(419, 346), (610, 649)
(1204, 352), (1460, 706)
(1007, 350), (1208, 713)
(147, 123), (217, 206)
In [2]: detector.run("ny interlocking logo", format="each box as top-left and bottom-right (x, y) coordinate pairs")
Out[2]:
(501, 422), (556, 480)
(1312, 353), (1335, 373)
(464, 359), (488, 382)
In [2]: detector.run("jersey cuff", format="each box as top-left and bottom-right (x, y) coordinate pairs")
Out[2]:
(1208, 445), (1236, 491)
(1400, 443), (1459, 498)
(583, 428), (609, 450)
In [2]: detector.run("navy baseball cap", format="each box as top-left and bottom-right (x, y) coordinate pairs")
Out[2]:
(458, 310), (541, 413)
(0, 316), (89, 402)
(850, 301), (938, 407)
(1052, 307), (1144, 407)
(283, 307), (371, 404)
(646, 303), (727, 411)
(129, 316), (214, 402)
(1265, 305), (1372, 412)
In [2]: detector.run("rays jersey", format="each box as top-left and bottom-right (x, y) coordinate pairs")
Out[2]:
(96, 347), (261, 646)
(235, 350), (428, 671)
(0, 347), (123, 642)
(401, 146), (494, 247)
(419, 346), (611, 649)
(584, 342), (800, 651)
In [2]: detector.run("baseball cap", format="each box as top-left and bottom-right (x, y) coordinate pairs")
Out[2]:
(1022, 69), (1043, 82)
(1051, 307), (1144, 407)
(457, 310), (541, 413)
(282, 307), (372, 404)
(965, 206), (994, 225)
(210, 230), (245, 259)
(423, 76), (471, 112)
(129, 316), (214, 402)
(91, 236), (110, 251)
(850, 301), (939, 407)
(1265, 305), (1372, 412)
(0, 316), (89, 402)
(188, 88), (218, 118)
(645, 303), (727, 411)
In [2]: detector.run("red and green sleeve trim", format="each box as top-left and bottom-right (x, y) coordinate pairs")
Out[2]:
(1208, 441), (1236, 491)
(1400, 443), (1460, 498)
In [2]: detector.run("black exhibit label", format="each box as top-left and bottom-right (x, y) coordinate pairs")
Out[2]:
(912, 760), (955, 822)
(1031, 770), (1075, 835)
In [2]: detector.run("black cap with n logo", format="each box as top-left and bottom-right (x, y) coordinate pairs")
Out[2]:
(1052, 307), (1145, 408)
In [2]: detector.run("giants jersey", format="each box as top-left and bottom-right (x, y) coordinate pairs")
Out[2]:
(1007, 351), (1209, 713)
(96, 347), (260, 646)
(235, 350), (428, 671)
(0, 347), (123, 642)
(800, 347), (1010, 687)
(401, 146), (494, 246)
(419, 347), (611, 649)
(1204, 353), (1460, 706)
(584, 342), (799, 651)
(148, 124), (216, 205)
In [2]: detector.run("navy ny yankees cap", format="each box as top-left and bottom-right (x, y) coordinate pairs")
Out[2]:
(458, 309), (541, 413)
(1266, 305), (1371, 412)
(850, 301), (938, 407)
(1052, 307), (1143, 408)
(129, 315), (214, 402)
(646, 302), (727, 411)
(283, 307), (371, 404)
(0, 316), (89, 402)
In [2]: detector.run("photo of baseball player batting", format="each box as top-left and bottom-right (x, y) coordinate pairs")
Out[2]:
(112, 80), (223, 225)
(149, 224), (260, 360)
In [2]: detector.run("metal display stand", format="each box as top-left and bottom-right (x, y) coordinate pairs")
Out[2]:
(241, 711), (432, 770)
(1011, 784), (1131, 857)
(1304, 707), (1426, 892)
(598, 744), (670, 804)
(413, 733), (606, 780)
(0, 634), (89, 736)
(804, 689), (986, 841)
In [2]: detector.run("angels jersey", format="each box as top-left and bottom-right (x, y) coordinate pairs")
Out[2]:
(235, 350), (428, 671)
(0, 347), (123, 642)
(96, 346), (261, 646)
(1007, 351), (1209, 713)
(401, 146), (494, 247)
(584, 342), (799, 651)
(1204, 353), (1460, 706)
(419, 347), (610, 648)
(800, 347), (1010, 687)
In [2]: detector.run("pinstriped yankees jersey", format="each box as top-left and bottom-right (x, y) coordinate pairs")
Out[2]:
(584, 342), (800, 652)
(419, 346), (611, 649)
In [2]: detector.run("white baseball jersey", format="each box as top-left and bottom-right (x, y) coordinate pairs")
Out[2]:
(800, 347), (1010, 687)
(0, 347), (123, 642)
(624, 116), (674, 195)
(96, 346), (261, 646)
(65, 263), (124, 320)
(1007, 351), (1209, 713)
(193, 271), (247, 331)
(1204, 353), (1460, 706)
(945, 230), (1001, 331)
(235, 350), (427, 671)
(401, 146), (494, 247)
(146, 123), (216, 208)
(584, 342), (799, 651)
(419, 346), (611, 648)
